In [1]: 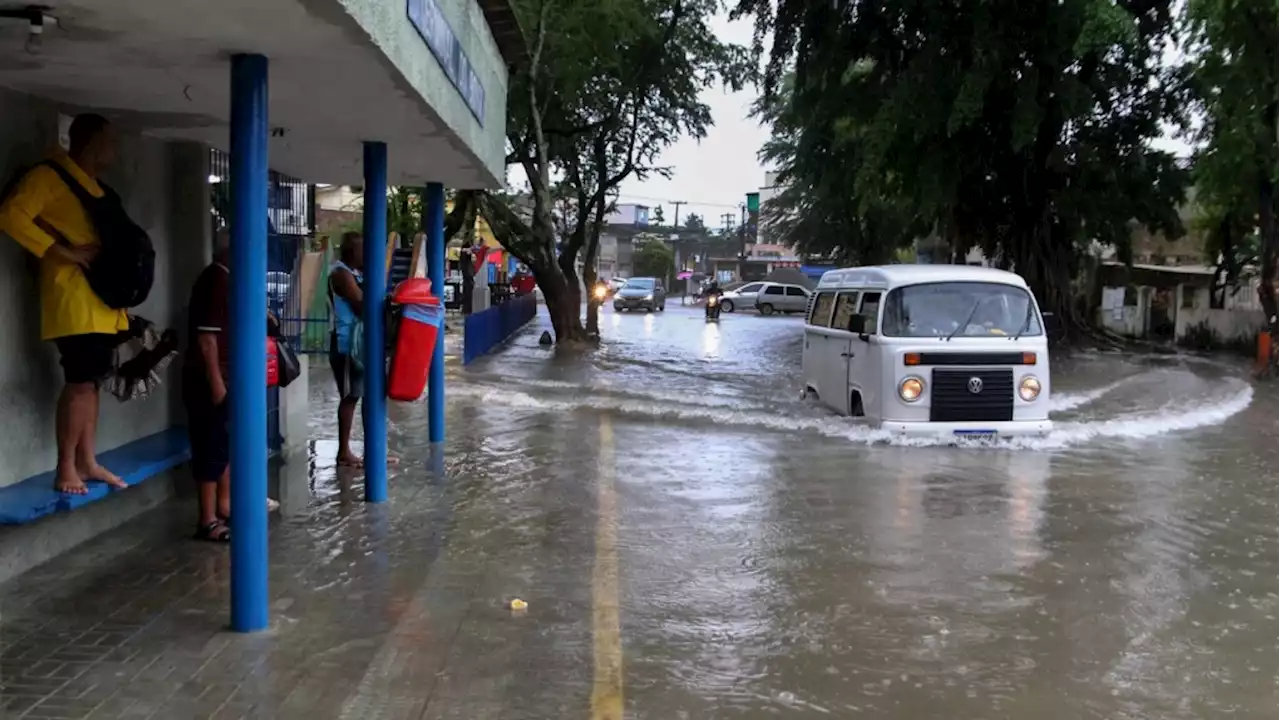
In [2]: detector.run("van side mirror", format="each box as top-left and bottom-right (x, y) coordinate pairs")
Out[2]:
(1041, 311), (1059, 334)
(847, 315), (867, 333)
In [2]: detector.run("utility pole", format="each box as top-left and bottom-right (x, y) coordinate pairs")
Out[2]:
(671, 200), (685, 231)
(720, 212), (735, 233)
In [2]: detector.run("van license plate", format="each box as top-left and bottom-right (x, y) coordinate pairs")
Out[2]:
(954, 430), (996, 437)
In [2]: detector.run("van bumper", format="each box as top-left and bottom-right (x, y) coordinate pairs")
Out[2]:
(881, 419), (1053, 438)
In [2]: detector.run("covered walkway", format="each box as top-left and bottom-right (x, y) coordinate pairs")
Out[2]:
(0, 366), (593, 719)
(0, 0), (521, 632)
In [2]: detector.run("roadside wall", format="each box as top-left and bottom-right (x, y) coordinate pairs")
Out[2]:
(0, 87), (210, 488)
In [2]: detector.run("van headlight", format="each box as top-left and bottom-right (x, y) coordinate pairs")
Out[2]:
(1019, 375), (1042, 401)
(898, 376), (925, 402)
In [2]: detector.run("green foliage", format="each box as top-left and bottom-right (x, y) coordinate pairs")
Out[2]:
(1181, 0), (1278, 323)
(736, 0), (1190, 325)
(465, 0), (747, 340)
(683, 213), (706, 232)
(632, 239), (676, 282)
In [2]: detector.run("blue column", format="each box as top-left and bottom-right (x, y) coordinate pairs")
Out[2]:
(229, 53), (269, 633)
(362, 142), (388, 502)
(424, 183), (446, 444)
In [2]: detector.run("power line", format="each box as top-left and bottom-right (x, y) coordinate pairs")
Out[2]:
(615, 193), (745, 210)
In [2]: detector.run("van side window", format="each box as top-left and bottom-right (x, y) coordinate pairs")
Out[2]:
(785, 286), (807, 296)
(808, 292), (836, 326)
(763, 285), (784, 295)
(831, 291), (860, 330)
(858, 291), (882, 332)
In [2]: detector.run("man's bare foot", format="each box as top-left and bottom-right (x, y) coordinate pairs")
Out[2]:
(78, 462), (127, 490)
(55, 465), (88, 495)
(337, 453), (364, 468)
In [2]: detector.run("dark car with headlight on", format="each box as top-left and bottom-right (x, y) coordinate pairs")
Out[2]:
(612, 277), (666, 312)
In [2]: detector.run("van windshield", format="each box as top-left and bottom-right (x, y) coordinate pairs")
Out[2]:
(882, 282), (1042, 337)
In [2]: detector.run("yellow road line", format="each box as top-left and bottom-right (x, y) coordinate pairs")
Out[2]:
(591, 415), (624, 720)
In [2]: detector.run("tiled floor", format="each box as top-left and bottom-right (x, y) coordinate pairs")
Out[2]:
(0, 404), (600, 719)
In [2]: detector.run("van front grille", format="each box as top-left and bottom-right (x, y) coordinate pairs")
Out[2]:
(929, 369), (1013, 422)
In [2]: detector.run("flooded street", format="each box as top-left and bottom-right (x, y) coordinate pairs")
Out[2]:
(309, 303), (1276, 719)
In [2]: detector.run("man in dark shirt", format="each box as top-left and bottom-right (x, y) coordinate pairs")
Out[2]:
(183, 232), (232, 541)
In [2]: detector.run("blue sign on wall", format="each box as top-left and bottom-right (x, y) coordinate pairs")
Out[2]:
(407, 0), (486, 125)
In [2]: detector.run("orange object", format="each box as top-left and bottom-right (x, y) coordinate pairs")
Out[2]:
(266, 337), (280, 388)
(904, 352), (921, 366)
(1257, 331), (1272, 372)
(1022, 352), (1037, 365)
(388, 278), (443, 402)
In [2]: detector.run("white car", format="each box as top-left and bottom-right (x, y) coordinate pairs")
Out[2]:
(717, 282), (766, 313)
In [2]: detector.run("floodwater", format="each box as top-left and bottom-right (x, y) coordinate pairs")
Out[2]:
(319, 303), (1277, 719)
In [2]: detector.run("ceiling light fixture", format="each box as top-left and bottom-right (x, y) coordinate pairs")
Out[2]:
(0, 5), (55, 54)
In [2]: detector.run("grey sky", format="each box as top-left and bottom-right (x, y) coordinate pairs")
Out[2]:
(615, 13), (1194, 232)
(615, 14), (766, 230)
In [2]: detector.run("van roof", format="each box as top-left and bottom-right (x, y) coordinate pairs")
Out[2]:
(816, 265), (1031, 290)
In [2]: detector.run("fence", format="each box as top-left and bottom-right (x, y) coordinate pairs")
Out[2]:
(463, 294), (538, 364)
(209, 150), (316, 451)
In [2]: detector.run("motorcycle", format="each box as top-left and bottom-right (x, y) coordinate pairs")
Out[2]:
(592, 282), (610, 302)
(705, 293), (722, 321)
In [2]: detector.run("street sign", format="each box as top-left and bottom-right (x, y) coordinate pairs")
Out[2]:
(746, 192), (759, 213)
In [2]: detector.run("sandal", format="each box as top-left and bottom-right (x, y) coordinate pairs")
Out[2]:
(194, 520), (230, 543)
(217, 498), (280, 527)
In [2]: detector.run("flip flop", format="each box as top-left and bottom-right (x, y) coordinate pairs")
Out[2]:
(217, 498), (280, 527)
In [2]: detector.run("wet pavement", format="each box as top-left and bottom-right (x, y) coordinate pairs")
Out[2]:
(0, 303), (1275, 719)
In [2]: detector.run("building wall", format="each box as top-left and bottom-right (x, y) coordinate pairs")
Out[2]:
(1175, 283), (1266, 344)
(0, 88), (210, 488)
(338, 0), (509, 182)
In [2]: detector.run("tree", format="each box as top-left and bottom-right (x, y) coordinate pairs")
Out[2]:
(451, 0), (746, 343)
(633, 238), (676, 283)
(735, 0), (1188, 336)
(652, 205), (666, 226)
(683, 213), (706, 232)
(1182, 0), (1278, 336)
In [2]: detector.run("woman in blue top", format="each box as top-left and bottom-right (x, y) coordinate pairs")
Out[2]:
(329, 232), (365, 467)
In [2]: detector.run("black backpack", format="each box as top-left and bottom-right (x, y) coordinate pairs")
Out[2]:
(38, 161), (155, 309)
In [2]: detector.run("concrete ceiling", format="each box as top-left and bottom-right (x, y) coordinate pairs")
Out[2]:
(0, 0), (499, 187)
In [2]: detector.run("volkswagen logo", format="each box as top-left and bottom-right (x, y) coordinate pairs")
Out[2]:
(967, 377), (984, 394)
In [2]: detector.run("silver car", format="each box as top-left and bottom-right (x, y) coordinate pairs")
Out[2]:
(717, 281), (765, 313)
(754, 282), (811, 315)
(613, 277), (667, 312)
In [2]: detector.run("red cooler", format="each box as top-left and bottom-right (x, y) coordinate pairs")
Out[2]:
(388, 278), (444, 401)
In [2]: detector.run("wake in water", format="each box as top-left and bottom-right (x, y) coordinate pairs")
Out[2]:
(453, 373), (1255, 451)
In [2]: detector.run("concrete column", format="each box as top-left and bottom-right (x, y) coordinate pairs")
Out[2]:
(362, 142), (388, 502)
(423, 183), (445, 444)
(228, 53), (270, 633)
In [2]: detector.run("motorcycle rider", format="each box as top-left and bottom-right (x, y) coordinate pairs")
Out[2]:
(704, 280), (725, 319)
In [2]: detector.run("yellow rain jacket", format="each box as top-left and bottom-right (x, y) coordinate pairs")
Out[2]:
(0, 152), (129, 340)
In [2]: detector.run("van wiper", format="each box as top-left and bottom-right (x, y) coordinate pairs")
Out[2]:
(1012, 302), (1034, 341)
(945, 299), (984, 341)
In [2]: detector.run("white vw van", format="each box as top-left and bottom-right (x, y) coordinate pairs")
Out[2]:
(801, 265), (1052, 437)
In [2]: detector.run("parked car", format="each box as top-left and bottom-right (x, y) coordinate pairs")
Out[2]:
(612, 276), (666, 312)
(718, 281), (766, 313)
(755, 282), (811, 315)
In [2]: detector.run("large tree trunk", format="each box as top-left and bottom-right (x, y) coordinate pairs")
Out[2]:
(1257, 176), (1278, 340)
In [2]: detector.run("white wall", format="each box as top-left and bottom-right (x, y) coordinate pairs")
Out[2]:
(0, 87), (209, 487)
(1174, 284), (1266, 344)
(1097, 286), (1149, 338)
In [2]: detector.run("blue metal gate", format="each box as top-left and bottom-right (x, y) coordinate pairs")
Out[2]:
(210, 149), (314, 452)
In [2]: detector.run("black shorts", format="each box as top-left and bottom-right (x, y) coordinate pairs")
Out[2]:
(54, 333), (119, 385)
(329, 333), (364, 401)
(182, 373), (229, 483)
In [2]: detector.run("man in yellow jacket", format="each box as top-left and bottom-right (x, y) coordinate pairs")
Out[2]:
(0, 114), (129, 495)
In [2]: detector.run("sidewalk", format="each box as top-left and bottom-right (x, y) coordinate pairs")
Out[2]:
(0, 388), (600, 719)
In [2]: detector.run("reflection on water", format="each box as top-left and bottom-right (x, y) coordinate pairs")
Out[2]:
(333, 307), (1275, 719)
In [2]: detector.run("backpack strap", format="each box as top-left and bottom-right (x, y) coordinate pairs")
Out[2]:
(40, 159), (97, 208)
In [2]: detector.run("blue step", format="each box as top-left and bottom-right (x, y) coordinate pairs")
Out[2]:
(0, 428), (190, 525)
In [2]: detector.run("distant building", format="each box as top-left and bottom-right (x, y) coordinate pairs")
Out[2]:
(606, 203), (651, 227)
